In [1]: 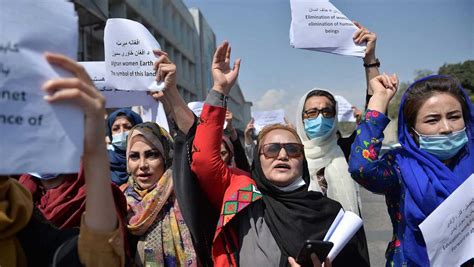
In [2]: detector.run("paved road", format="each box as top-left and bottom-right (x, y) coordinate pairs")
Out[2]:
(360, 187), (392, 267)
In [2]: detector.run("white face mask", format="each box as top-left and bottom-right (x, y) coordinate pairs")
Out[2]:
(111, 131), (129, 150)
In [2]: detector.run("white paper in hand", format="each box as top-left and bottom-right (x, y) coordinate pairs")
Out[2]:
(323, 209), (363, 261)
(105, 18), (164, 91)
(335, 95), (356, 122)
(419, 174), (474, 267)
(0, 0), (82, 174)
(289, 0), (365, 57)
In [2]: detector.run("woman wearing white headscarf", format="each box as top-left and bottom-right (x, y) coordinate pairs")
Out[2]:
(295, 89), (361, 214)
(294, 22), (379, 215)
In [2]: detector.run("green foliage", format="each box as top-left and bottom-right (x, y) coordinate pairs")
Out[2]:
(438, 60), (474, 96)
(388, 81), (409, 119)
(387, 60), (474, 120)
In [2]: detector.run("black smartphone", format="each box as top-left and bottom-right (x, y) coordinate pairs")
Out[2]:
(296, 240), (333, 266)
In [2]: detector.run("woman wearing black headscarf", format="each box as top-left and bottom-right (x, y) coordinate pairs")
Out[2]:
(188, 42), (369, 267)
(106, 108), (143, 185)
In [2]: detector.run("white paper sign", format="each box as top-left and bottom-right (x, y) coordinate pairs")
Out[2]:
(104, 18), (164, 91)
(290, 0), (365, 57)
(419, 174), (474, 267)
(252, 109), (286, 134)
(323, 209), (363, 261)
(79, 61), (154, 108)
(188, 101), (227, 129)
(138, 102), (170, 133)
(0, 0), (82, 174)
(335, 95), (356, 122)
(188, 101), (204, 117)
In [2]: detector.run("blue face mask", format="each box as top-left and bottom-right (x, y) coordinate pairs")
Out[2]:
(28, 173), (60, 180)
(415, 128), (468, 160)
(112, 131), (129, 150)
(304, 116), (334, 139)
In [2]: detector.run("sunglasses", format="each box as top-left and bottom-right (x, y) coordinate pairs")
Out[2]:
(259, 143), (304, 158)
(303, 107), (335, 119)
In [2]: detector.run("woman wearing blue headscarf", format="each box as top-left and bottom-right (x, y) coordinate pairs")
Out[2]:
(107, 108), (143, 185)
(349, 74), (473, 266)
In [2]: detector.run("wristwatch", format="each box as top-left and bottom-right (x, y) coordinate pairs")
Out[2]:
(363, 58), (380, 68)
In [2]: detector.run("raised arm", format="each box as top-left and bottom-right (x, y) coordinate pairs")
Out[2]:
(150, 50), (195, 134)
(348, 74), (401, 194)
(191, 41), (241, 209)
(353, 22), (379, 102)
(43, 53), (123, 266)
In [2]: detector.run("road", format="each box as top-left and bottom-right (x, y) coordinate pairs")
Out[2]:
(360, 186), (392, 267)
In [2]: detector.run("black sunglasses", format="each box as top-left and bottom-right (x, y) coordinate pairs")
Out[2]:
(303, 107), (335, 119)
(260, 143), (304, 158)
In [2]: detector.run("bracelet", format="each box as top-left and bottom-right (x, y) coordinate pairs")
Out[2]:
(363, 58), (380, 68)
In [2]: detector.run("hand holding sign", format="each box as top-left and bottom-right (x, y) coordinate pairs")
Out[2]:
(353, 21), (377, 59)
(290, 0), (366, 57)
(43, 53), (106, 154)
(0, 0), (81, 174)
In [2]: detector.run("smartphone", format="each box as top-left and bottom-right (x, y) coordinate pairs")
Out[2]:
(296, 240), (333, 266)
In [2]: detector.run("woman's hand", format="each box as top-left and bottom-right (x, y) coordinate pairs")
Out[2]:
(152, 49), (194, 134)
(225, 110), (238, 141)
(353, 21), (377, 62)
(153, 50), (177, 91)
(43, 52), (117, 233)
(288, 255), (332, 267)
(244, 118), (255, 145)
(42, 52), (106, 154)
(367, 73), (398, 113)
(212, 41), (241, 95)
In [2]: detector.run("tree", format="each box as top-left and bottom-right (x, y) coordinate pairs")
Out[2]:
(438, 60), (474, 101)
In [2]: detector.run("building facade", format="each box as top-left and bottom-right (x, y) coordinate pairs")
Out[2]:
(73, 0), (251, 130)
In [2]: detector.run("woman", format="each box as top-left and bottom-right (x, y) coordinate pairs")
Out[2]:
(190, 41), (369, 267)
(295, 22), (378, 215)
(19, 167), (126, 230)
(295, 90), (360, 213)
(122, 122), (197, 266)
(1, 53), (123, 266)
(107, 108), (143, 186)
(348, 74), (473, 266)
(223, 110), (251, 172)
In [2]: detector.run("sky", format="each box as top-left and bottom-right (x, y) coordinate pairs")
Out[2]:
(184, 0), (473, 123)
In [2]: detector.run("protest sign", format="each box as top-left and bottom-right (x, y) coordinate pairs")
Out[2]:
(335, 95), (356, 122)
(104, 18), (164, 91)
(136, 103), (170, 133)
(252, 109), (286, 134)
(188, 101), (204, 117)
(323, 209), (363, 261)
(0, 0), (82, 174)
(188, 101), (227, 128)
(419, 174), (474, 267)
(290, 0), (365, 57)
(79, 61), (154, 108)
